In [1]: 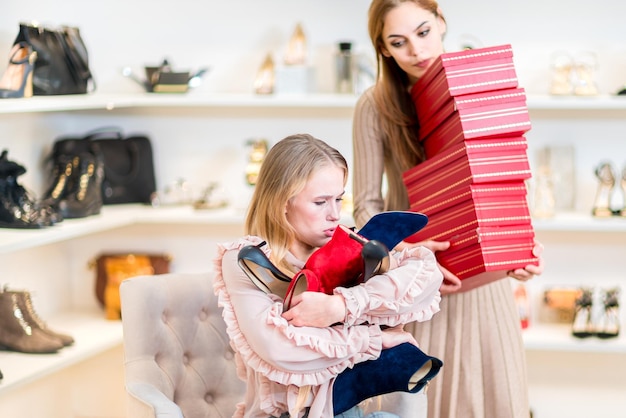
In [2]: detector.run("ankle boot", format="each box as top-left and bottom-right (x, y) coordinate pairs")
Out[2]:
(56, 152), (104, 219)
(0, 291), (64, 353)
(333, 342), (443, 415)
(283, 225), (389, 310)
(0, 150), (51, 229)
(4, 287), (74, 346)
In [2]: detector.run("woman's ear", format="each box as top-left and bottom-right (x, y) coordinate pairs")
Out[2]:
(381, 45), (392, 58)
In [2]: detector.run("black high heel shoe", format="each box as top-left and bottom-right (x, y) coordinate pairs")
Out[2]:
(572, 288), (594, 338)
(596, 288), (620, 339)
(348, 232), (390, 281)
(0, 42), (37, 99)
(237, 241), (293, 298)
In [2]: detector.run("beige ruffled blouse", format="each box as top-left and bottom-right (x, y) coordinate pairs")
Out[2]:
(213, 235), (442, 418)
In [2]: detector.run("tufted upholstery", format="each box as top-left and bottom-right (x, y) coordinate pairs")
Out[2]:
(120, 272), (246, 418)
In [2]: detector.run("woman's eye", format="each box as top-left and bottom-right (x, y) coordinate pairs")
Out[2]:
(390, 40), (405, 48)
(417, 28), (431, 37)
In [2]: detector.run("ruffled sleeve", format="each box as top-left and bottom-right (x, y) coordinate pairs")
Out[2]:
(213, 237), (383, 388)
(335, 245), (443, 328)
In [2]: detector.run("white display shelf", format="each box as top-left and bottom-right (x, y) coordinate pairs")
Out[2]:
(3, 206), (624, 255)
(0, 92), (360, 114)
(522, 323), (626, 353)
(532, 212), (626, 232)
(0, 308), (123, 394)
(526, 94), (626, 111)
(0, 204), (246, 255)
(1, 92), (625, 115)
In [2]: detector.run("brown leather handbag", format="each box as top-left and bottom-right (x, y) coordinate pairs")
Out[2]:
(91, 253), (172, 319)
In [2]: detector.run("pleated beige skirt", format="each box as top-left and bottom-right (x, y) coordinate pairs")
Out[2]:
(407, 279), (530, 418)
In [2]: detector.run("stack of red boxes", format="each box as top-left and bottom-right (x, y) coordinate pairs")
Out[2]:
(402, 44), (539, 291)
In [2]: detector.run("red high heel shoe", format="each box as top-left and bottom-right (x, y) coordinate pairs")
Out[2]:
(283, 225), (389, 310)
(0, 42), (37, 99)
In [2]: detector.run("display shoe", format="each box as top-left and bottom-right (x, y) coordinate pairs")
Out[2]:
(572, 288), (594, 338)
(0, 150), (51, 229)
(573, 52), (599, 96)
(283, 225), (388, 310)
(548, 52), (573, 96)
(3, 287), (74, 346)
(333, 342), (443, 415)
(0, 42), (37, 99)
(357, 211), (428, 251)
(618, 165), (626, 217)
(0, 291), (64, 353)
(237, 241), (293, 298)
(56, 152), (104, 219)
(596, 288), (620, 339)
(254, 53), (275, 95)
(591, 161), (616, 218)
(40, 154), (75, 212)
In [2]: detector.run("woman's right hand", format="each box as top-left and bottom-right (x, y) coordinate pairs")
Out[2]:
(399, 239), (462, 295)
(381, 324), (417, 349)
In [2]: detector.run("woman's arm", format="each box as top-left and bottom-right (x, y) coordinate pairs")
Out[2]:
(283, 245), (443, 328)
(352, 87), (386, 228)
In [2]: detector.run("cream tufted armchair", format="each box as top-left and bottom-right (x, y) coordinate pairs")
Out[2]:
(120, 272), (246, 418)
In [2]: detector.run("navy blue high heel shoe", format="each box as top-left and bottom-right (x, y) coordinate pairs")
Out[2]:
(237, 241), (292, 298)
(358, 211), (428, 251)
(333, 342), (443, 415)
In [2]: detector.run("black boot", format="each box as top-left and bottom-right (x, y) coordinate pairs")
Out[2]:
(0, 150), (52, 229)
(53, 152), (104, 219)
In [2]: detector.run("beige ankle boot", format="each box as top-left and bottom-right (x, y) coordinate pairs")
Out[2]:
(0, 291), (64, 353)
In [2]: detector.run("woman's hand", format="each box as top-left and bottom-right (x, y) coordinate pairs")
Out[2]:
(399, 239), (462, 295)
(282, 293), (345, 327)
(381, 324), (418, 349)
(507, 240), (545, 281)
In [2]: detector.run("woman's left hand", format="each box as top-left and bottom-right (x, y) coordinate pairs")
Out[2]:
(282, 292), (345, 327)
(507, 240), (545, 281)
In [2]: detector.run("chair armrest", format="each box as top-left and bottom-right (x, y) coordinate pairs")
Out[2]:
(126, 382), (184, 418)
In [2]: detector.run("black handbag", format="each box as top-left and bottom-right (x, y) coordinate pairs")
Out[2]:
(48, 129), (157, 205)
(13, 23), (95, 95)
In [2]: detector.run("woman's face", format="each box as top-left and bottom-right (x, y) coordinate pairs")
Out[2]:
(286, 164), (345, 260)
(381, 2), (446, 86)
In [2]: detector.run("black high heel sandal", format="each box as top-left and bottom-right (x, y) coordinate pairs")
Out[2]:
(0, 42), (37, 99)
(237, 241), (292, 298)
(596, 288), (620, 339)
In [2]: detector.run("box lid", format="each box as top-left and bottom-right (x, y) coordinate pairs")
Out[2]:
(407, 184), (531, 242)
(411, 44), (516, 104)
(403, 137), (531, 199)
(418, 87), (528, 139)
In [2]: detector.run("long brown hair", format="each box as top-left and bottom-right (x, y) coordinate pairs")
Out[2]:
(245, 134), (348, 274)
(367, 0), (444, 210)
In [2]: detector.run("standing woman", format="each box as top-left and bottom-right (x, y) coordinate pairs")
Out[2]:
(215, 133), (443, 418)
(352, 1), (544, 417)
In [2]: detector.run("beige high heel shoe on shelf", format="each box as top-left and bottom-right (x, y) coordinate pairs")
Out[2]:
(549, 52), (573, 95)
(620, 165), (626, 217)
(254, 53), (275, 94)
(573, 51), (599, 96)
(0, 42), (37, 99)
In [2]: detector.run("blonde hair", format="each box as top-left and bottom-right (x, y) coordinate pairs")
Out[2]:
(367, 0), (444, 210)
(245, 133), (348, 274)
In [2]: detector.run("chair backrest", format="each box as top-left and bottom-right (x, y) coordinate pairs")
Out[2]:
(120, 272), (245, 418)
